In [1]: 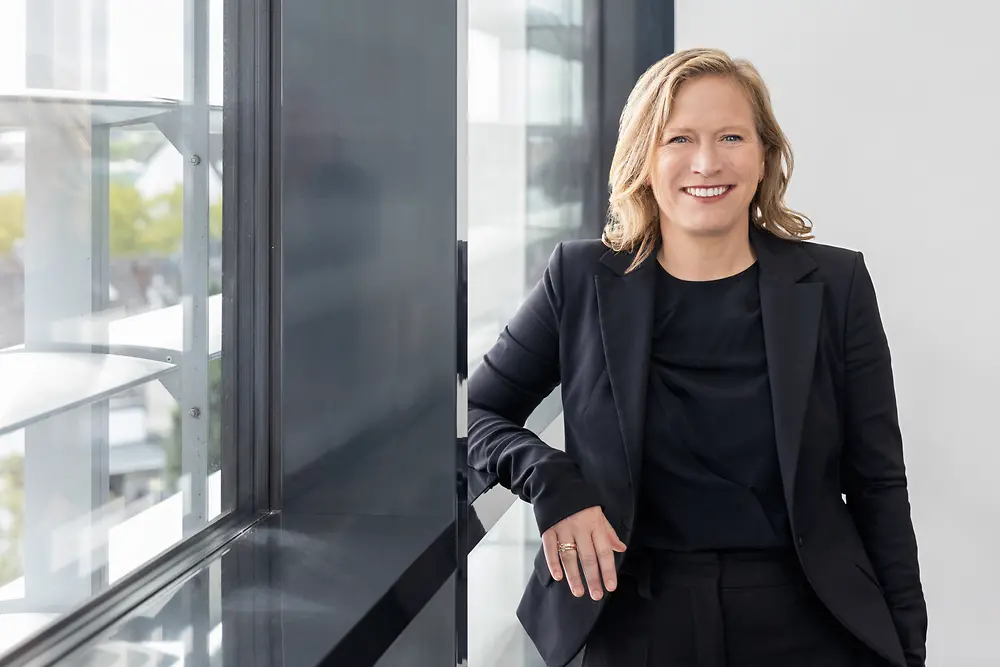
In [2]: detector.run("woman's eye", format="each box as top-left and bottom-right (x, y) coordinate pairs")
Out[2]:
(667, 135), (742, 144)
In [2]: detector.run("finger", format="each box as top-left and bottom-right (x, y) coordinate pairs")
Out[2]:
(557, 532), (586, 598)
(574, 536), (604, 600)
(603, 516), (627, 552)
(591, 530), (618, 593)
(541, 531), (563, 581)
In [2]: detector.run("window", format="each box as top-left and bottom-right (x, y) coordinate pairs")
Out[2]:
(0, 0), (227, 654)
(466, 1), (595, 665)
(467, 0), (593, 374)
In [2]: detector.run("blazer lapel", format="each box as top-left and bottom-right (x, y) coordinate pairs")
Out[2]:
(751, 227), (823, 514)
(595, 249), (656, 492)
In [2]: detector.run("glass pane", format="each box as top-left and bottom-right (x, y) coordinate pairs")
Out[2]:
(59, 557), (224, 667)
(0, 0), (227, 654)
(467, 0), (593, 374)
(466, 0), (594, 664)
(469, 501), (541, 667)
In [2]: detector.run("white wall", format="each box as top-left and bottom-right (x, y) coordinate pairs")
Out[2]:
(676, 1), (1000, 663)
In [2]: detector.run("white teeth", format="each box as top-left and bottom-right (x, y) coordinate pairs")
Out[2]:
(684, 186), (730, 198)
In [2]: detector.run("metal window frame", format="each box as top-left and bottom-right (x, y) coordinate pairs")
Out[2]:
(0, 0), (278, 663)
(223, 0), (281, 517)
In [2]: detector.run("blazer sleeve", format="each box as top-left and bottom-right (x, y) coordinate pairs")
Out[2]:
(840, 252), (928, 667)
(467, 242), (603, 534)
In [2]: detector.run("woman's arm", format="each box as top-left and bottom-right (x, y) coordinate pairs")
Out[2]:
(840, 252), (928, 667)
(467, 242), (602, 534)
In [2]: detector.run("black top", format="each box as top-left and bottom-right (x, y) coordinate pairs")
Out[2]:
(633, 261), (792, 551)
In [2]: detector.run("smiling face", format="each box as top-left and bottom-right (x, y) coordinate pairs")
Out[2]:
(649, 74), (765, 240)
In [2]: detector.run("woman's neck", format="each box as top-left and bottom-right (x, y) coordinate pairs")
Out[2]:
(656, 223), (756, 282)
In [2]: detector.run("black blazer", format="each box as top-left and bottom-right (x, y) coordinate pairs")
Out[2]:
(467, 226), (927, 667)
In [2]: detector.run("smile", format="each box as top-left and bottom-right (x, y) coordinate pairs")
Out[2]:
(682, 185), (733, 200)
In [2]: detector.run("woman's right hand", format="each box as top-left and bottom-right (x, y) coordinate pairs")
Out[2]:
(541, 505), (627, 601)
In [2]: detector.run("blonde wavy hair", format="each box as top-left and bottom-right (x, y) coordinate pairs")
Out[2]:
(603, 47), (812, 272)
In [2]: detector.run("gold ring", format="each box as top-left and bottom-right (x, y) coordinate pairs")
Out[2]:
(557, 542), (577, 553)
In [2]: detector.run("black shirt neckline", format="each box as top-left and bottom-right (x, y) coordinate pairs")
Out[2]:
(658, 260), (759, 287)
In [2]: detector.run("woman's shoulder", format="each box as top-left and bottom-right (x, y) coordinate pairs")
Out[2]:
(553, 234), (870, 281)
(547, 238), (611, 283)
(558, 238), (611, 265)
(797, 238), (860, 261)
(781, 236), (864, 279)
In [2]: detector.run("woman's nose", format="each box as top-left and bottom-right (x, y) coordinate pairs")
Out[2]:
(691, 145), (723, 176)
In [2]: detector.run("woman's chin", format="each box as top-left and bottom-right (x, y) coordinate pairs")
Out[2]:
(672, 218), (747, 238)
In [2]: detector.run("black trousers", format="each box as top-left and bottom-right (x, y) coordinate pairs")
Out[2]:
(582, 549), (889, 667)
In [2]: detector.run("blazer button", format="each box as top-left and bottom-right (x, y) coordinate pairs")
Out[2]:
(796, 535), (804, 548)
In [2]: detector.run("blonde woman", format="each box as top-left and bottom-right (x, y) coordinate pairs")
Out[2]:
(468, 48), (926, 667)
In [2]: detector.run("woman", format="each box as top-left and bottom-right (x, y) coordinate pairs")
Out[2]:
(467, 48), (926, 667)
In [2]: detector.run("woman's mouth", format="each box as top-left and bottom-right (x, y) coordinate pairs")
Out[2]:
(682, 185), (733, 201)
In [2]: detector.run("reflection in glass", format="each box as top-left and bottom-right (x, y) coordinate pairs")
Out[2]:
(467, 0), (593, 374)
(60, 558), (224, 667)
(0, 0), (227, 656)
(469, 500), (541, 666)
(467, 1), (594, 665)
